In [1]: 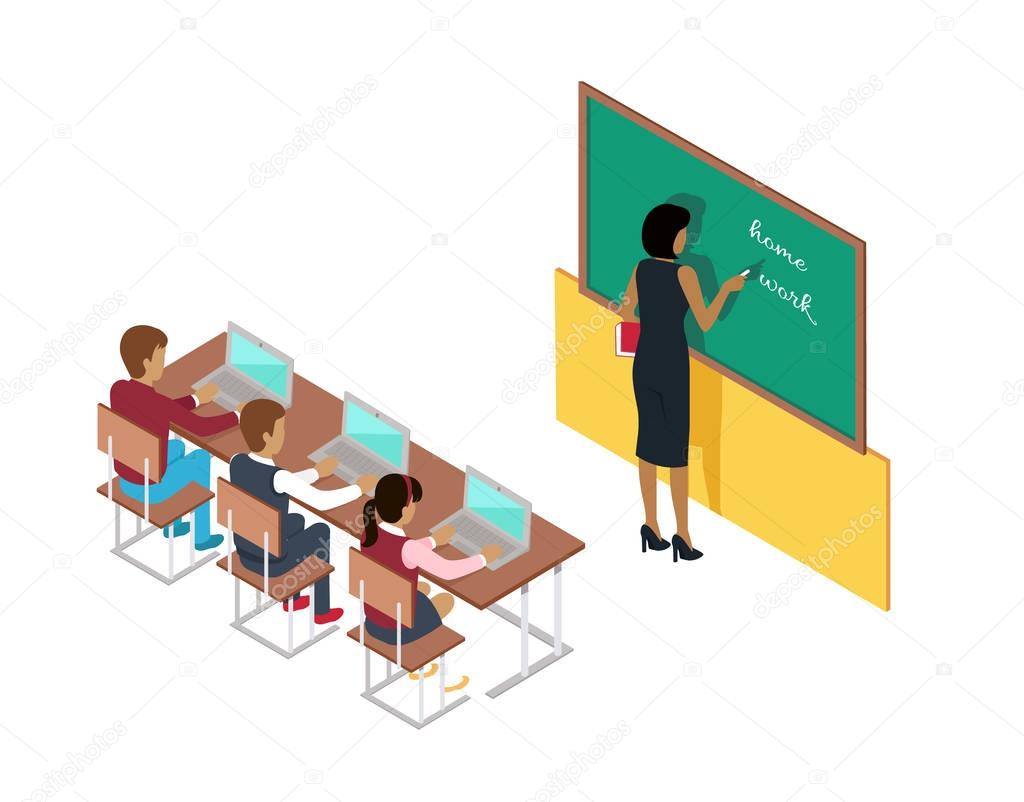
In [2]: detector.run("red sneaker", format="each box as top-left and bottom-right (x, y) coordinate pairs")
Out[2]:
(314, 608), (343, 625)
(282, 596), (309, 612)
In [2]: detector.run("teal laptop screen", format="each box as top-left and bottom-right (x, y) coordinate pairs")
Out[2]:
(466, 475), (527, 542)
(344, 400), (404, 468)
(229, 332), (289, 398)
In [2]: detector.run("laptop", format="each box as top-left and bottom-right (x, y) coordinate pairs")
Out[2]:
(308, 392), (410, 482)
(430, 467), (531, 571)
(193, 322), (294, 410)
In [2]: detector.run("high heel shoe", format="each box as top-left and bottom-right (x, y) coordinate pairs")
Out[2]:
(671, 534), (703, 562)
(641, 525), (670, 552)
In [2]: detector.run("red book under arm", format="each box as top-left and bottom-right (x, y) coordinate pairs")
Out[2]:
(615, 322), (639, 357)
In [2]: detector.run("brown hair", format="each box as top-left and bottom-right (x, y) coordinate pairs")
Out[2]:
(239, 399), (286, 451)
(120, 325), (168, 378)
(362, 473), (423, 548)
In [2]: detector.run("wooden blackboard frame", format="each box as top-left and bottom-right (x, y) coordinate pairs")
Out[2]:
(578, 81), (866, 454)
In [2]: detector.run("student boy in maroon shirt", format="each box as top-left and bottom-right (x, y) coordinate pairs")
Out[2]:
(109, 325), (238, 549)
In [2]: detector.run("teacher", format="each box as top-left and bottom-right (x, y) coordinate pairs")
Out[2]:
(619, 203), (745, 562)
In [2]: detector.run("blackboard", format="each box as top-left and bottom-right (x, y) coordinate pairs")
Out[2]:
(579, 83), (866, 452)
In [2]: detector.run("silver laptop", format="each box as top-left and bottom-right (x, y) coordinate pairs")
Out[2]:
(193, 322), (294, 410)
(430, 467), (531, 571)
(308, 392), (410, 482)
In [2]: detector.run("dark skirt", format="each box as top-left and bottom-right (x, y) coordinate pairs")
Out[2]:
(633, 357), (690, 468)
(363, 590), (443, 645)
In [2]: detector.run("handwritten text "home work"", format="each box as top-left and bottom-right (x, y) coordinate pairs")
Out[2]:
(749, 218), (818, 327)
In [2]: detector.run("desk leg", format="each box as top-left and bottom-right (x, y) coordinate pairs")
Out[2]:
(554, 564), (562, 657)
(486, 566), (574, 699)
(520, 583), (530, 678)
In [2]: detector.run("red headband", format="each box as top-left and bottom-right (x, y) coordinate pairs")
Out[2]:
(402, 474), (413, 506)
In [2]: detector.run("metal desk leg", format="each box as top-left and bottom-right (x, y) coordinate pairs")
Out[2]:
(521, 582), (530, 677)
(486, 565), (574, 699)
(554, 564), (562, 657)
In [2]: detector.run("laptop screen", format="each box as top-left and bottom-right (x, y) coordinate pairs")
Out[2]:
(344, 398), (405, 468)
(229, 331), (290, 399)
(466, 475), (528, 542)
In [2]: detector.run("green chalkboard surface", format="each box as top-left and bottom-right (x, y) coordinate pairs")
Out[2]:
(579, 83), (865, 451)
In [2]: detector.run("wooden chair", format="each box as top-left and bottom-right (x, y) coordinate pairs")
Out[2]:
(347, 548), (468, 728)
(215, 478), (338, 658)
(96, 403), (217, 584)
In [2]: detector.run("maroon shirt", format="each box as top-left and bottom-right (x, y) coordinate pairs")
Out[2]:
(110, 379), (237, 484)
(362, 528), (419, 628)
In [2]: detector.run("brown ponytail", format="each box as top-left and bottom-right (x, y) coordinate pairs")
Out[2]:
(360, 473), (423, 548)
(361, 499), (379, 547)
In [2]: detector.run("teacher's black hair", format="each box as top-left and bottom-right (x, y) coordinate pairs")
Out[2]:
(642, 203), (691, 258)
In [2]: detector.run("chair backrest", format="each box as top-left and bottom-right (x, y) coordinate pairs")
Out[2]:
(97, 404), (163, 482)
(216, 477), (283, 557)
(349, 548), (414, 628)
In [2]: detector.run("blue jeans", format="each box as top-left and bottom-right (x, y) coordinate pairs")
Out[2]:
(120, 440), (214, 544)
(237, 516), (333, 615)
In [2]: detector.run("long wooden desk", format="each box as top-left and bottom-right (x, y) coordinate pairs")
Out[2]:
(158, 333), (585, 697)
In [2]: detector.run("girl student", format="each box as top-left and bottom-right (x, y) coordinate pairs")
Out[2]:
(359, 473), (501, 644)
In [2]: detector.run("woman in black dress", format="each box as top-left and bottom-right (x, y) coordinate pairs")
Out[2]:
(620, 203), (746, 561)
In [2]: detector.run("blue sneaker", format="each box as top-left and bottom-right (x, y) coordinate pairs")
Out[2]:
(163, 519), (191, 539)
(194, 534), (224, 552)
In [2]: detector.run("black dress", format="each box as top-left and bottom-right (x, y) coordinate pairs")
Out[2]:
(632, 258), (691, 468)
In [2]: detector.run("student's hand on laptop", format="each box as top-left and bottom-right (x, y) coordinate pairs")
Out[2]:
(481, 543), (502, 565)
(355, 473), (378, 495)
(314, 457), (338, 478)
(195, 382), (219, 405)
(432, 524), (456, 546)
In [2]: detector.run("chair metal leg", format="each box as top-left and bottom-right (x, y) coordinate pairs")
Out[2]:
(418, 671), (425, 724)
(439, 653), (446, 709)
(234, 578), (241, 623)
(188, 510), (196, 566)
(359, 656), (469, 729)
(167, 512), (174, 577)
(230, 593), (337, 659)
(308, 582), (315, 643)
(111, 504), (214, 586)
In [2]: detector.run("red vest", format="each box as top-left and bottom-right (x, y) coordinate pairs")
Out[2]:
(362, 527), (419, 629)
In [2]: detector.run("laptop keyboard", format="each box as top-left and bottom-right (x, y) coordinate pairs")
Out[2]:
(323, 440), (388, 477)
(214, 371), (264, 404)
(449, 513), (502, 550)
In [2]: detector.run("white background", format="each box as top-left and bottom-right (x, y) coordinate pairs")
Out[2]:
(1, 1), (1023, 800)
